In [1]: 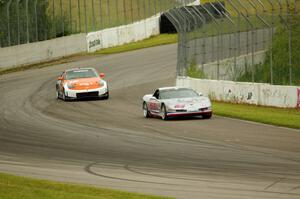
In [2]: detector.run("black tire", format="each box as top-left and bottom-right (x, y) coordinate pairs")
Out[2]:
(56, 90), (60, 100)
(143, 102), (151, 118)
(102, 90), (109, 100)
(203, 113), (212, 119)
(62, 90), (68, 101)
(161, 104), (168, 120)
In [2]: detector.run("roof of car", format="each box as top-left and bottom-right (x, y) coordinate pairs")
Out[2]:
(65, 67), (95, 72)
(158, 87), (189, 91)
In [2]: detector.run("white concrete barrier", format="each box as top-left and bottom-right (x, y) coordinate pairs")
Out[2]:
(177, 76), (300, 108)
(0, 34), (87, 69)
(87, 15), (160, 52)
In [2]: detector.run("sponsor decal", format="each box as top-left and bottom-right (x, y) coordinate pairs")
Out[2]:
(297, 88), (300, 108)
(89, 39), (101, 49)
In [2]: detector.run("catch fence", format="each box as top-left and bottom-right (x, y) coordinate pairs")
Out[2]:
(165, 0), (300, 86)
(0, 0), (195, 47)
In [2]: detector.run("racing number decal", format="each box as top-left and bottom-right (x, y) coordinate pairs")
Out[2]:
(149, 102), (159, 110)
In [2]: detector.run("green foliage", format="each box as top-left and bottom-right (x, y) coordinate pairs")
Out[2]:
(187, 59), (205, 78)
(237, 15), (300, 85)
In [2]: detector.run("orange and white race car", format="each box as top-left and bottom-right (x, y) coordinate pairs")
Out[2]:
(56, 67), (109, 101)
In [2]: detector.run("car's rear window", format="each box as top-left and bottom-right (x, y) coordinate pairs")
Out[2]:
(65, 69), (98, 80)
(160, 89), (199, 99)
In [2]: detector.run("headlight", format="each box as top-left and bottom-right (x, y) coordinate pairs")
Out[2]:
(98, 80), (105, 87)
(67, 83), (74, 89)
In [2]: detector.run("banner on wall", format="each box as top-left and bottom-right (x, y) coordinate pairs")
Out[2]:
(87, 31), (102, 52)
(297, 88), (300, 108)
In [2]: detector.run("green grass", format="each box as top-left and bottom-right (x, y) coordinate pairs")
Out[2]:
(93, 34), (178, 54)
(213, 101), (300, 129)
(0, 173), (172, 199)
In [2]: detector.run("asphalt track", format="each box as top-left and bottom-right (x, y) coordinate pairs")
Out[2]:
(0, 44), (300, 199)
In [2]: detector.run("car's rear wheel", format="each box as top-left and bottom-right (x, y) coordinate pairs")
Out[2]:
(143, 102), (151, 118)
(56, 90), (60, 99)
(161, 104), (168, 120)
(203, 113), (212, 119)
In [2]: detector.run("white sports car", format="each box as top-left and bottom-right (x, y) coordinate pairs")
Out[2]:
(142, 87), (212, 120)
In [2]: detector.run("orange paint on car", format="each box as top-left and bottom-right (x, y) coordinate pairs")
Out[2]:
(64, 77), (103, 90)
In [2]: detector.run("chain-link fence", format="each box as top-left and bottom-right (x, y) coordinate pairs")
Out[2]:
(165, 0), (300, 86)
(0, 0), (196, 47)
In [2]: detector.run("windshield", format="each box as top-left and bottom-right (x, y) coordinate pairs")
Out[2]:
(65, 69), (98, 80)
(160, 89), (199, 99)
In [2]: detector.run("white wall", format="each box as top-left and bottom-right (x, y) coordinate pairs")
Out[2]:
(86, 16), (160, 52)
(1, 14), (161, 68)
(0, 34), (87, 69)
(177, 77), (300, 108)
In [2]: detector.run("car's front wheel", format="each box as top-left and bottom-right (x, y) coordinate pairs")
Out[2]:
(102, 90), (109, 100)
(143, 102), (151, 118)
(203, 113), (212, 119)
(161, 104), (168, 120)
(62, 90), (68, 101)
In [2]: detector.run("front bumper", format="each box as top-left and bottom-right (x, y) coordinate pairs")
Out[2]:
(64, 85), (108, 99)
(166, 109), (212, 117)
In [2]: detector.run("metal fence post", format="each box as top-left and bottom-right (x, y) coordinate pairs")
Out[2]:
(34, 0), (38, 41)
(200, 4), (221, 80)
(99, 0), (103, 29)
(106, 0), (110, 26)
(26, 0), (29, 43)
(275, 0), (292, 84)
(6, 0), (13, 46)
(191, 7), (207, 71)
(16, 0), (22, 45)
(130, 0), (134, 23)
(215, 1), (238, 80)
(92, 0), (95, 31)
(84, 0), (87, 33)
(255, 0), (273, 84)
(137, 0), (140, 20)
(69, 0), (72, 33)
(60, 0), (64, 36)
(123, 0), (127, 24)
(285, 0), (292, 85)
(116, 0), (119, 23)
(266, 0), (274, 84)
(78, 0), (81, 32)
(183, 7), (198, 62)
(165, 10), (184, 76)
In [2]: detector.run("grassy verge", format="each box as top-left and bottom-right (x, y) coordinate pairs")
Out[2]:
(94, 34), (178, 54)
(213, 101), (300, 129)
(0, 173), (172, 199)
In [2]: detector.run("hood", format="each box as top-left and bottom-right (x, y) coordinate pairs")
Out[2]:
(65, 77), (102, 90)
(164, 97), (211, 108)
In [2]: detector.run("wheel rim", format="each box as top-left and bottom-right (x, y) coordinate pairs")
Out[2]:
(143, 104), (148, 117)
(161, 106), (166, 120)
(62, 92), (66, 101)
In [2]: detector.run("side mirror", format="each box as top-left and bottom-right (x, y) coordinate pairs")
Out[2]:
(99, 73), (105, 78)
(57, 76), (63, 81)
